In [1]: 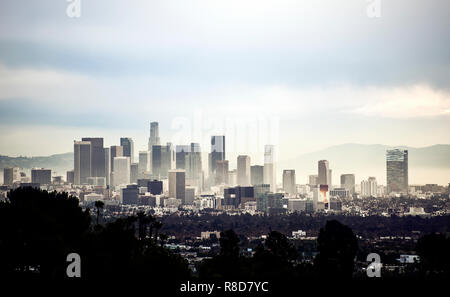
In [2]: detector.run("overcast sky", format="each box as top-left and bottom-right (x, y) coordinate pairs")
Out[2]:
(0, 0), (449, 170)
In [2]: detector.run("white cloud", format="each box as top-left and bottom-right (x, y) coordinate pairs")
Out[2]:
(350, 85), (450, 118)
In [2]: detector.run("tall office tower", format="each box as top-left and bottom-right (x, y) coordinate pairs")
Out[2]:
(81, 137), (105, 177)
(66, 170), (75, 184)
(361, 177), (378, 197)
(3, 167), (19, 185)
(110, 146), (123, 172)
(283, 169), (296, 195)
(148, 122), (160, 150)
(120, 137), (134, 163)
(74, 140), (91, 185)
(104, 147), (111, 186)
(237, 155), (251, 186)
(130, 163), (139, 184)
(169, 169), (186, 204)
(138, 151), (150, 178)
(209, 136), (225, 175)
(215, 160), (229, 185)
(386, 149), (408, 194)
(152, 143), (174, 179)
(340, 174), (356, 195)
(263, 145), (276, 192)
(250, 165), (264, 186)
(308, 175), (319, 186)
(31, 168), (51, 185)
(151, 145), (162, 178)
(112, 157), (130, 187)
(186, 143), (202, 188)
(176, 145), (190, 169)
(318, 160), (330, 186)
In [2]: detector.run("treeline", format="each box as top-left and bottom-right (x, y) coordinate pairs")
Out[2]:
(0, 188), (448, 283)
(0, 187), (190, 281)
(161, 212), (450, 239)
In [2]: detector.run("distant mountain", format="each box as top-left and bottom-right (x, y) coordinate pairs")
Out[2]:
(278, 144), (450, 185)
(0, 152), (73, 176)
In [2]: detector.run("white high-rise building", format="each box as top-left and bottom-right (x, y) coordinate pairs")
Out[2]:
(112, 157), (130, 188)
(361, 177), (378, 197)
(264, 145), (276, 192)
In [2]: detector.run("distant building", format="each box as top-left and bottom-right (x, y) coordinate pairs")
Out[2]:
(152, 143), (174, 179)
(66, 170), (75, 184)
(3, 167), (19, 185)
(74, 140), (91, 185)
(130, 163), (139, 184)
(215, 160), (229, 185)
(237, 155), (251, 186)
(386, 149), (408, 194)
(318, 160), (330, 186)
(330, 187), (350, 198)
(340, 174), (355, 195)
(210, 136), (225, 176)
(361, 177), (378, 197)
(110, 146), (124, 172)
(224, 186), (254, 208)
(148, 122), (160, 151)
(120, 137), (134, 163)
(148, 180), (163, 195)
(87, 176), (106, 187)
(138, 151), (151, 178)
(121, 184), (139, 205)
(283, 169), (296, 195)
(169, 170), (186, 204)
(264, 145), (276, 192)
(177, 143), (203, 189)
(250, 165), (264, 186)
(287, 199), (306, 212)
(84, 193), (104, 202)
(31, 168), (51, 185)
(81, 137), (105, 178)
(185, 186), (196, 205)
(175, 145), (190, 170)
(112, 157), (130, 187)
(308, 175), (318, 186)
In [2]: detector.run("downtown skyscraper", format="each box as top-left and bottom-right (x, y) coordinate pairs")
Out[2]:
(264, 145), (276, 192)
(386, 149), (408, 194)
(120, 137), (134, 163)
(209, 136), (225, 176)
(237, 155), (251, 186)
(148, 122), (160, 150)
(74, 140), (91, 185)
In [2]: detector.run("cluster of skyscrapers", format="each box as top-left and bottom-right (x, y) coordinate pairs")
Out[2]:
(2, 121), (412, 212)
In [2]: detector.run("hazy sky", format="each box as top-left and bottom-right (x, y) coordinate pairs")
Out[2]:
(0, 0), (449, 166)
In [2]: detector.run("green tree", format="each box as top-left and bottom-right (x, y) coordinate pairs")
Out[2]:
(94, 200), (104, 225)
(314, 220), (358, 278)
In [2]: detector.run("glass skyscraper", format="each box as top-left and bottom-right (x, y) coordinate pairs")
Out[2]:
(386, 149), (408, 194)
